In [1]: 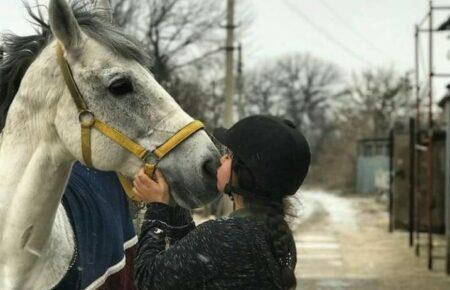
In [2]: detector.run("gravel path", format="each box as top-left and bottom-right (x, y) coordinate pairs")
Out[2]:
(293, 190), (450, 290)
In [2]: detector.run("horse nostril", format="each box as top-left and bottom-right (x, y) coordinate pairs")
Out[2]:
(202, 158), (217, 179)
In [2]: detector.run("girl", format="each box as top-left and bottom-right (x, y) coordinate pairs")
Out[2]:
(133, 115), (310, 290)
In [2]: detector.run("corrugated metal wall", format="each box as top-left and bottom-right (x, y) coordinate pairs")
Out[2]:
(356, 155), (389, 194)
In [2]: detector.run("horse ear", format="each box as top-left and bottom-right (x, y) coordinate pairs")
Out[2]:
(93, 0), (113, 23)
(49, 0), (84, 50)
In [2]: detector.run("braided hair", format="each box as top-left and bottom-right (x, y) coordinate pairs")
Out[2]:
(233, 157), (297, 290)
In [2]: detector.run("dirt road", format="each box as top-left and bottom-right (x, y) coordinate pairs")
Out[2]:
(294, 190), (450, 290)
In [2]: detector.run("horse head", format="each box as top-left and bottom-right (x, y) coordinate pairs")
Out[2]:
(48, 0), (220, 208)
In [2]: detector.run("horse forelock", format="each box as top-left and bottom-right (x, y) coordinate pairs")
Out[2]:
(0, 0), (151, 133)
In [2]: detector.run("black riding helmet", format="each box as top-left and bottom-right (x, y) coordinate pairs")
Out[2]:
(213, 115), (311, 199)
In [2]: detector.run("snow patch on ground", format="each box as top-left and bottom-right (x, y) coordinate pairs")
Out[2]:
(293, 190), (358, 232)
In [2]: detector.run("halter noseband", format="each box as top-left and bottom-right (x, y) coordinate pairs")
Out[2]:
(55, 42), (204, 201)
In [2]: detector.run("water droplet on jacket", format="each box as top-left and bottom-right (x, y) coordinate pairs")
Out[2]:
(197, 253), (210, 263)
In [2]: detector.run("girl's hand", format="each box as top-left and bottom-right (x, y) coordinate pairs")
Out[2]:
(133, 168), (170, 204)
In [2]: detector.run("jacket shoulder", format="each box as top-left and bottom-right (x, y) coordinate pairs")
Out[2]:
(194, 216), (266, 250)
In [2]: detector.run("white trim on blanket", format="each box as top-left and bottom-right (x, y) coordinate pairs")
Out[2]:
(85, 235), (138, 290)
(124, 235), (138, 250)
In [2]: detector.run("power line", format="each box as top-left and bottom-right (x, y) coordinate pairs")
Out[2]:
(317, 0), (388, 58)
(282, 0), (372, 66)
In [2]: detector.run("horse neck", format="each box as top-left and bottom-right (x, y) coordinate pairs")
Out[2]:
(0, 48), (75, 289)
(0, 42), (72, 217)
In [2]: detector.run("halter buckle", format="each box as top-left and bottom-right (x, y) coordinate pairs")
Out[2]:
(79, 110), (95, 128)
(144, 163), (156, 177)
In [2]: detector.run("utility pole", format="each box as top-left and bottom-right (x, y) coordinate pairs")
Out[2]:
(442, 89), (450, 275)
(215, 0), (236, 218)
(415, 0), (450, 275)
(427, 0), (434, 271)
(224, 0), (235, 128)
(236, 43), (245, 119)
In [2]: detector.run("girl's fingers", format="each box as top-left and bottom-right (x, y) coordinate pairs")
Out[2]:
(154, 170), (168, 190)
(134, 187), (149, 199)
(140, 173), (159, 188)
(136, 175), (161, 195)
(132, 168), (170, 204)
(154, 169), (166, 182)
(134, 167), (168, 192)
(133, 182), (143, 194)
(133, 188), (147, 201)
(133, 179), (140, 190)
(134, 177), (144, 189)
(134, 178), (150, 193)
(139, 170), (161, 186)
(132, 187), (142, 198)
(134, 170), (143, 183)
(136, 174), (145, 185)
(135, 168), (145, 180)
(137, 173), (153, 187)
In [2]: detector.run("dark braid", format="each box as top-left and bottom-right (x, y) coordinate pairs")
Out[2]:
(246, 196), (296, 290)
(234, 159), (297, 289)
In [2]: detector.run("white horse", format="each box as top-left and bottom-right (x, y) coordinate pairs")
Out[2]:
(0, 0), (220, 289)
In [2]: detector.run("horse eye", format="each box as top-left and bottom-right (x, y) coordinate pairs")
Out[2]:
(108, 78), (133, 96)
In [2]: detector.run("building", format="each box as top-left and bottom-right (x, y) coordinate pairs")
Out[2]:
(356, 138), (390, 194)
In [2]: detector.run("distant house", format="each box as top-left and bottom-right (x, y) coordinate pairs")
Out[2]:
(356, 138), (390, 194)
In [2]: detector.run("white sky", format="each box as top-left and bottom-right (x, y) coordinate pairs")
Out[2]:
(243, 0), (450, 101)
(1, 0), (450, 100)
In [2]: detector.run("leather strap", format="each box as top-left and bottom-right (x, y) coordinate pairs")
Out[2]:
(81, 126), (93, 167)
(154, 120), (204, 158)
(56, 43), (88, 112)
(93, 119), (149, 159)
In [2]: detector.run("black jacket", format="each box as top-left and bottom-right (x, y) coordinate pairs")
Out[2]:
(134, 203), (296, 290)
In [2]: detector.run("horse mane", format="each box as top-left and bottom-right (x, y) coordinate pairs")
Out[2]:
(0, 1), (151, 132)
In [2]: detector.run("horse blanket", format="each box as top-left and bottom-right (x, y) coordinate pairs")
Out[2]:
(55, 162), (137, 290)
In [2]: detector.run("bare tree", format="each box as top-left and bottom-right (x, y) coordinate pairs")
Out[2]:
(111, 0), (257, 130)
(243, 63), (282, 117)
(346, 68), (413, 137)
(164, 77), (207, 119)
(243, 54), (343, 157)
(308, 68), (414, 189)
(275, 54), (342, 131)
(112, 0), (135, 28)
(112, 0), (226, 84)
(203, 80), (225, 128)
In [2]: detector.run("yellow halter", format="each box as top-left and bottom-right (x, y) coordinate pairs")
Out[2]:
(55, 43), (205, 201)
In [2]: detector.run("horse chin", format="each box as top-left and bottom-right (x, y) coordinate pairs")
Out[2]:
(114, 157), (143, 179)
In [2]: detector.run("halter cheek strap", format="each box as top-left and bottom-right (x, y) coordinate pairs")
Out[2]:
(55, 42), (205, 202)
